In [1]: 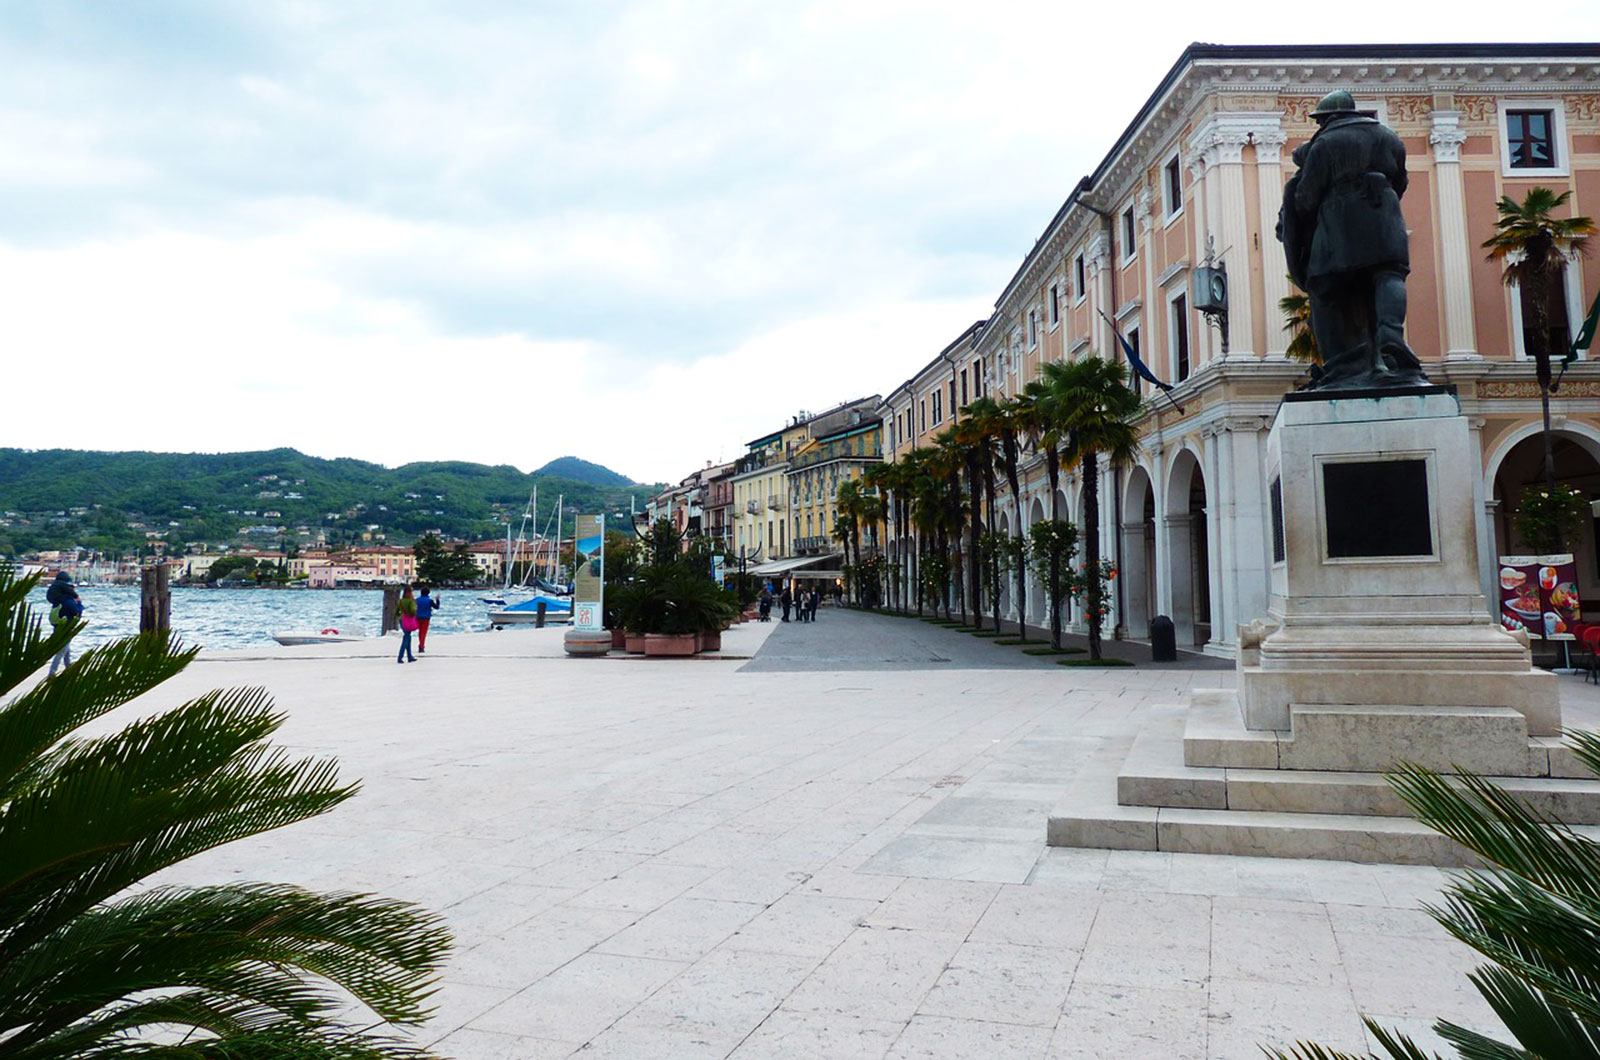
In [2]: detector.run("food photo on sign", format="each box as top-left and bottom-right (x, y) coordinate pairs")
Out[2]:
(1498, 554), (1581, 639)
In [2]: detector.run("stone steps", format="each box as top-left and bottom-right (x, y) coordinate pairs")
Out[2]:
(1047, 695), (1600, 866)
(1182, 692), (1583, 777)
(1281, 702), (1533, 775)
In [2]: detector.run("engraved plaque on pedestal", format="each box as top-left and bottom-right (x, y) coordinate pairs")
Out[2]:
(1321, 458), (1431, 558)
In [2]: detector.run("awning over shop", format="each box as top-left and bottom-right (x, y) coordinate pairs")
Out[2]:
(746, 553), (843, 576)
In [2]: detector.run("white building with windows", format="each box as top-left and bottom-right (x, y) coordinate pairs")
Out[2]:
(882, 42), (1600, 657)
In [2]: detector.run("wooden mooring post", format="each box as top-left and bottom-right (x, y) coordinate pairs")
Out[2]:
(139, 563), (171, 634)
(381, 585), (402, 635)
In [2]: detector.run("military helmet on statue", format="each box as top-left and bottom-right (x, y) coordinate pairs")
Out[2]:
(1310, 89), (1357, 120)
(1312, 90), (1363, 120)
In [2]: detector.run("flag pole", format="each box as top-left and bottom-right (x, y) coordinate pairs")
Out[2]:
(1097, 309), (1185, 415)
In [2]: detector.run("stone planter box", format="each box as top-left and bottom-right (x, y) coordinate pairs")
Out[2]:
(610, 628), (627, 650)
(644, 633), (698, 657)
(624, 632), (646, 654)
(700, 630), (721, 652)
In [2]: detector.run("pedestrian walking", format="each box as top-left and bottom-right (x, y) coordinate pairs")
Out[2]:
(415, 585), (440, 652)
(779, 585), (792, 622)
(807, 588), (820, 622)
(395, 585), (418, 663)
(46, 572), (82, 676)
(758, 586), (772, 622)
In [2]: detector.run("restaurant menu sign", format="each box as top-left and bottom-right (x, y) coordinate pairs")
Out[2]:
(572, 514), (604, 632)
(1498, 553), (1581, 640)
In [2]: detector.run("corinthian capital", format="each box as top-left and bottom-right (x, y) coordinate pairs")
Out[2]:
(1429, 110), (1468, 162)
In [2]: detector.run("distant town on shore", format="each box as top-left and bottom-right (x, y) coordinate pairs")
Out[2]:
(0, 447), (656, 585)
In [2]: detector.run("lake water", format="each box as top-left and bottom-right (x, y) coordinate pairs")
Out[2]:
(23, 585), (501, 651)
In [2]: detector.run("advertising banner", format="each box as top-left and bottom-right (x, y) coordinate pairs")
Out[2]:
(1497, 553), (1581, 640)
(572, 514), (604, 631)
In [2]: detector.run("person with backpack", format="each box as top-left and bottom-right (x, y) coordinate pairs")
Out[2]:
(46, 572), (83, 676)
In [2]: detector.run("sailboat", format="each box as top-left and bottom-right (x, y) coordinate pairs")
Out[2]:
(487, 493), (574, 626)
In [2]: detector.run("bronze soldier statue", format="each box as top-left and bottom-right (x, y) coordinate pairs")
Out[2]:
(1277, 90), (1430, 391)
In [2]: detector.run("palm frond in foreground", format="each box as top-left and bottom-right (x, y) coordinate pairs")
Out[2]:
(0, 568), (451, 1059)
(1267, 730), (1600, 1059)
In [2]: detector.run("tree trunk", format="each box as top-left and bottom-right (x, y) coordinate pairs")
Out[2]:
(1084, 453), (1103, 662)
(968, 454), (983, 631)
(1009, 471), (1026, 641)
(985, 458), (1001, 633)
(1045, 447), (1062, 650)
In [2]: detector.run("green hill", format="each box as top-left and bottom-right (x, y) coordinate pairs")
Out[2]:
(0, 448), (660, 557)
(533, 456), (634, 487)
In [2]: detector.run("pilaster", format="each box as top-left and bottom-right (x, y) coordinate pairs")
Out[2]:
(1254, 127), (1292, 358)
(1431, 110), (1479, 359)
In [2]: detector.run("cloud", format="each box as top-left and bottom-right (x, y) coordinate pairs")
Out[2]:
(2, 0), (1598, 484)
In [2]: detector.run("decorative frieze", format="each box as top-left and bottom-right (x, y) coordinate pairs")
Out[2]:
(1569, 94), (1600, 125)
(1388, 94), (1433, 124)
(1479, 380), (1600, 399)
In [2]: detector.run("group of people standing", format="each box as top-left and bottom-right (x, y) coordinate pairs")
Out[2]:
(757, 583), (822, 623)
(392, 584), (441, 664)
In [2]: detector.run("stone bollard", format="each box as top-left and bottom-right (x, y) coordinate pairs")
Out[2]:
(563, 629), (612, 656)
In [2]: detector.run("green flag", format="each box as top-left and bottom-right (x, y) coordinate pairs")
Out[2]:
(1570, 287), (1600, 364)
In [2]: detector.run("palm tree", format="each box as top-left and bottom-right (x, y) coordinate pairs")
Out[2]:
(835, 478), (864, 603)
(1483, 187), (1596, 508)
(1018, 379), (1066, 647)
(903, 447), (941, 616)
(0, 568), (450, 1059)
(856, 480), (886, 607)
(930, 429), (970, 624)
(1270, 731), (1600, 1060)
(1279, 288), (1320, 364)
(952, 411), (993, 629)
(864, 460), (907, 611)
(963, 396), (1019, 634)
(1050, 356), (1141, 662)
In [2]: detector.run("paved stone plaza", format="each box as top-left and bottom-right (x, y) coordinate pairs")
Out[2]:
(112, 609), (1600, 1058)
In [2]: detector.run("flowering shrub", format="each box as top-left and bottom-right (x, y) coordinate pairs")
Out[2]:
(1514, 484), (1589, 553)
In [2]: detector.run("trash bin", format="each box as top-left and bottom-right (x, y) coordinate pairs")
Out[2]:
(1150, 615), (1176, 662)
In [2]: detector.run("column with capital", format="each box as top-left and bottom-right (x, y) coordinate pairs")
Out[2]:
(1431, 110), (1478, 359)
(1254, 123), (1292, 358)
(1191, 113), (1286, 363)
(1087, 232), (1113, 354)
(1186, 148), (1215, 365)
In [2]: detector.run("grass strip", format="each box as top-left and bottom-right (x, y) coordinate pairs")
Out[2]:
(994, 638), (1025, 645)
(1021, 646), (1085, 656)
(1057, 657), (1135, 667)
(970, 630), (1002, 638)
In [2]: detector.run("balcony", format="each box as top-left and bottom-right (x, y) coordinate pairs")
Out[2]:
(794, 535), (833, 555)
(789, 442), (884, 471)
(746, 499), (760, 514)
(767, 494), (782, 510)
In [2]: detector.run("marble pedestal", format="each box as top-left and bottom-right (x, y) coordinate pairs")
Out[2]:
(1046, 387), (1597, 865)
(1242, 386), (1559, 741)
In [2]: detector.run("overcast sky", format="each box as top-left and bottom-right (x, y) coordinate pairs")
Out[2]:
(3, 3), (1596, 484)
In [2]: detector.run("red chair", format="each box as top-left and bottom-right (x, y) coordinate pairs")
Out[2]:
(1582, 626), (1600, 684)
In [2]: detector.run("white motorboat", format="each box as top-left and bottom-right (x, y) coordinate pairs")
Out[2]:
(272, 627), (366, 646)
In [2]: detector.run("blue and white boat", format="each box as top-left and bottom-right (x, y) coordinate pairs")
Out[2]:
(488, 591), (572, 626)
(485, 492), (573, 624)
